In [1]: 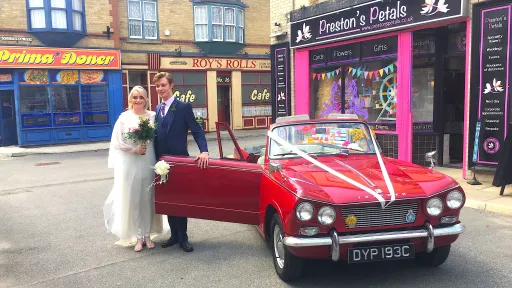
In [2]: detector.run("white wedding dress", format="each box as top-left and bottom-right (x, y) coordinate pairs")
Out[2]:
(103, 110), (169, 245)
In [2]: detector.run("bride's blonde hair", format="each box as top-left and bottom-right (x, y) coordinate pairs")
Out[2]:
(128, 86), (150, 111)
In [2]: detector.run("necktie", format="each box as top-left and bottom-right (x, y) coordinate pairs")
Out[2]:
(161, 102), (166, 117)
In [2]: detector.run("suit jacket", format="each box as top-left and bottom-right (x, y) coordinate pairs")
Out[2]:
(154, 99), (208, 159)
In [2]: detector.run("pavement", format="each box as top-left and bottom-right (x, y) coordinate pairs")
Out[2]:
(1, 128), (511, 217)
(0, 128), (268, 157)
(434, 166), (512, 216)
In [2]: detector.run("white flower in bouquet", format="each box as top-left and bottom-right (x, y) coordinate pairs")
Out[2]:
(154, 160), (170, 176)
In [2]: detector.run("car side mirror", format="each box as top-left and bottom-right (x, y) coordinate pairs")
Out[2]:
(425, 151), (437, 169)
(269, 162), (282, 173)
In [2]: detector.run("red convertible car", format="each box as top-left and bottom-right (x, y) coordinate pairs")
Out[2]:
(155, 114), (465, 282)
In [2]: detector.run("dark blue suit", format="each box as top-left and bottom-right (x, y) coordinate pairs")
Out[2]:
(154, 99), (208, 244)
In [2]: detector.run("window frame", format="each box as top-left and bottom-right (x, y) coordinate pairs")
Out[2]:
(211, 6), (224, 42)
(238, 9), (244, 44)
(224, 7), (236, 42)
(127, 0), (159, 40)
(193, 4), (245, 43)
(26, 0), (86, 34)
(18, 69), (110, 129)
(194, 5), (209, 42)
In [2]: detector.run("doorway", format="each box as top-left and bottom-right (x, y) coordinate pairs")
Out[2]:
(217, 85), (231, 126)
(0, 90), (18, 146)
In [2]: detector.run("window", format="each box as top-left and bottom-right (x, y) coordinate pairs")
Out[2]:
(27, 0), (85, 32)
(212, 6), (223, 41)
(128, 0), (158, 40)
(238, 9), (244, 43)
(193, 5), (245, 43)
(194, 6), (208, 41)
(225, 8), (235, 42)
(18, 69), (109, 128)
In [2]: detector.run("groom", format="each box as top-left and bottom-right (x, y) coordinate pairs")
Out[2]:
(153, 72), (209, 252)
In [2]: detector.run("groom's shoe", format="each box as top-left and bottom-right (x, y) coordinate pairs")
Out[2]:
(161, 237), (178, 248)
(179, 241), (194, 252)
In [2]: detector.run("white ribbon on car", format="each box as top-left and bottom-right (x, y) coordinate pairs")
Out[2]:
(267, 127), (395, 209)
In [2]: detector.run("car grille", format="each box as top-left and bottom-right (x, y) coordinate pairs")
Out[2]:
(341, 202), (419, 229)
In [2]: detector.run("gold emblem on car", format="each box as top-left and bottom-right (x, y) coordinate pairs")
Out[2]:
(345, 215), (357, 228)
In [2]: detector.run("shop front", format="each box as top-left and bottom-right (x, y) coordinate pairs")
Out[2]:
(159, 56), (271, 131)
(0, 46), (122, 146)
(290, 0), (470, 167)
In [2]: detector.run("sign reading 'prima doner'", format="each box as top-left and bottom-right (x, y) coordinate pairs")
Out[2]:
(290, 0), (467, 48)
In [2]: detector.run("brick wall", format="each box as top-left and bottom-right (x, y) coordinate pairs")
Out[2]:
(118, 0), (270, 57)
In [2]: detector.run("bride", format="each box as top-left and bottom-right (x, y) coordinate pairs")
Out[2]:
(104, 86), (168, 252)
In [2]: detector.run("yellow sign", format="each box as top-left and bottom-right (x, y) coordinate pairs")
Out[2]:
(161, 57), (270, 71)
(345, 215), (357, 228)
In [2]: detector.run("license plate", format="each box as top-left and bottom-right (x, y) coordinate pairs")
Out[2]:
(348, 244), (415, 263)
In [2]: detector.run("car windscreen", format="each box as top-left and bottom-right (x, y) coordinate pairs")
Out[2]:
(268, 121), (377, 159)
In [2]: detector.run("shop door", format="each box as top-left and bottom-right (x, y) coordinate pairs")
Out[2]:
(0, 90), (18, 146)
(217, 86), (231, 125)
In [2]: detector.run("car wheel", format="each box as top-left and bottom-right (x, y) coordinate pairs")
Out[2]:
(416, 245), (451, 267)
(270, 214), (303, 282)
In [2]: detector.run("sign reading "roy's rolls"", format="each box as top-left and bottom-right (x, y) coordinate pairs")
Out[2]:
(161, 57), (271, 71)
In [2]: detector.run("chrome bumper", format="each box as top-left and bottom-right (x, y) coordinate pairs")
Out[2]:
(282, 223), (465, 261)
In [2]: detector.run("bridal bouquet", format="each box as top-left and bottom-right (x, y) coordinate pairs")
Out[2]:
(124, 116), (156, 155)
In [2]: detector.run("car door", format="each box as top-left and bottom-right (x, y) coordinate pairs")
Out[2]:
(154, 122), (262, 225)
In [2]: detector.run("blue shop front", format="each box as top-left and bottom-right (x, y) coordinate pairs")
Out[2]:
(0, 46), (123, 146)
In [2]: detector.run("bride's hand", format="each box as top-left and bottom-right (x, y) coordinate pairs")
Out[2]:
(135, 145), (147, 155)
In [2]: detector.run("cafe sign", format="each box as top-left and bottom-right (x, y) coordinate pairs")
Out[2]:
(290, 0), (468, 48)
(161, 57), (271, 71)
(0, 46), (121, 69)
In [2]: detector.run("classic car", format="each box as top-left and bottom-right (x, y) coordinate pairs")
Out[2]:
(154, 114), (466, 282)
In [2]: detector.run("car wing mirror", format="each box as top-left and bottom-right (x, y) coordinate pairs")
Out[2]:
(269, 162), (282, 174)
(425, 150), (437, 169)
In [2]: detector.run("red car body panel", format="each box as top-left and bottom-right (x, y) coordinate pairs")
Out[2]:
(155, 120), (465, 261)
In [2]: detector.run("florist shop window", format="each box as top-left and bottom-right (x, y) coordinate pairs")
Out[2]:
(18, 69), (109, 128)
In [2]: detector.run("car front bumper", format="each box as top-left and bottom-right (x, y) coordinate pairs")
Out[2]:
(282, 223), (465, 261)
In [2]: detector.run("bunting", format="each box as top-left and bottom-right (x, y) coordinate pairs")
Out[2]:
(312, 63), (396, 81)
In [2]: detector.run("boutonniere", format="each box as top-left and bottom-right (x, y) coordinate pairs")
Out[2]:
(170, 103), (177, 111)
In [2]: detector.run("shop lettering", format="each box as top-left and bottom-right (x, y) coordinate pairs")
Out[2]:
(334, 50), (352, 57)
(61, 52), (115, 66)
(313, 54), (324, 60)
(192, 58), (257, 69)
(370, 1), (407, 23)
(0, 48), (120, 68)
(251, 89), (270, 101)
(318, 1), (407, 36)
(374, 44), (388, 51)
(173, 90), (196, 103)
(0, 49), (54, 64)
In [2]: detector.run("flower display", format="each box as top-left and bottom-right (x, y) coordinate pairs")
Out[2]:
(124, 116), (157, 153)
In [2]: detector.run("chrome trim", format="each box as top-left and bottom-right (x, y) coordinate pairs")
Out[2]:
(167, 162), (261, 173)
(330, 230), (340, 262)
(425, 223), (434, 253)
(282, 224), (465, 248)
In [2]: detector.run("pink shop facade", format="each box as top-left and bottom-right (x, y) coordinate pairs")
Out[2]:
(289, 0), (479, 172)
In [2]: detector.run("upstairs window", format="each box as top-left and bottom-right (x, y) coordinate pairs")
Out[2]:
(128, 0), (158, 40)
(27, 0), (85, 33)
(193, 4), (245, 43)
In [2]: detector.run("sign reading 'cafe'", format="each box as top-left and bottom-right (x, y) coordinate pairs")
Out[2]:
(290, 0), (468, 48)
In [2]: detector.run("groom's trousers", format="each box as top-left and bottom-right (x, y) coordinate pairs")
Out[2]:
(168, 215), (188, 243)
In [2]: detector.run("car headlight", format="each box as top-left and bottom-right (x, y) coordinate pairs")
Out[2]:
(318, 206), (336, 225)
(426, 197), (443, 216)
(296, 202), (314, 221)
(446, 190), (464, 209)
